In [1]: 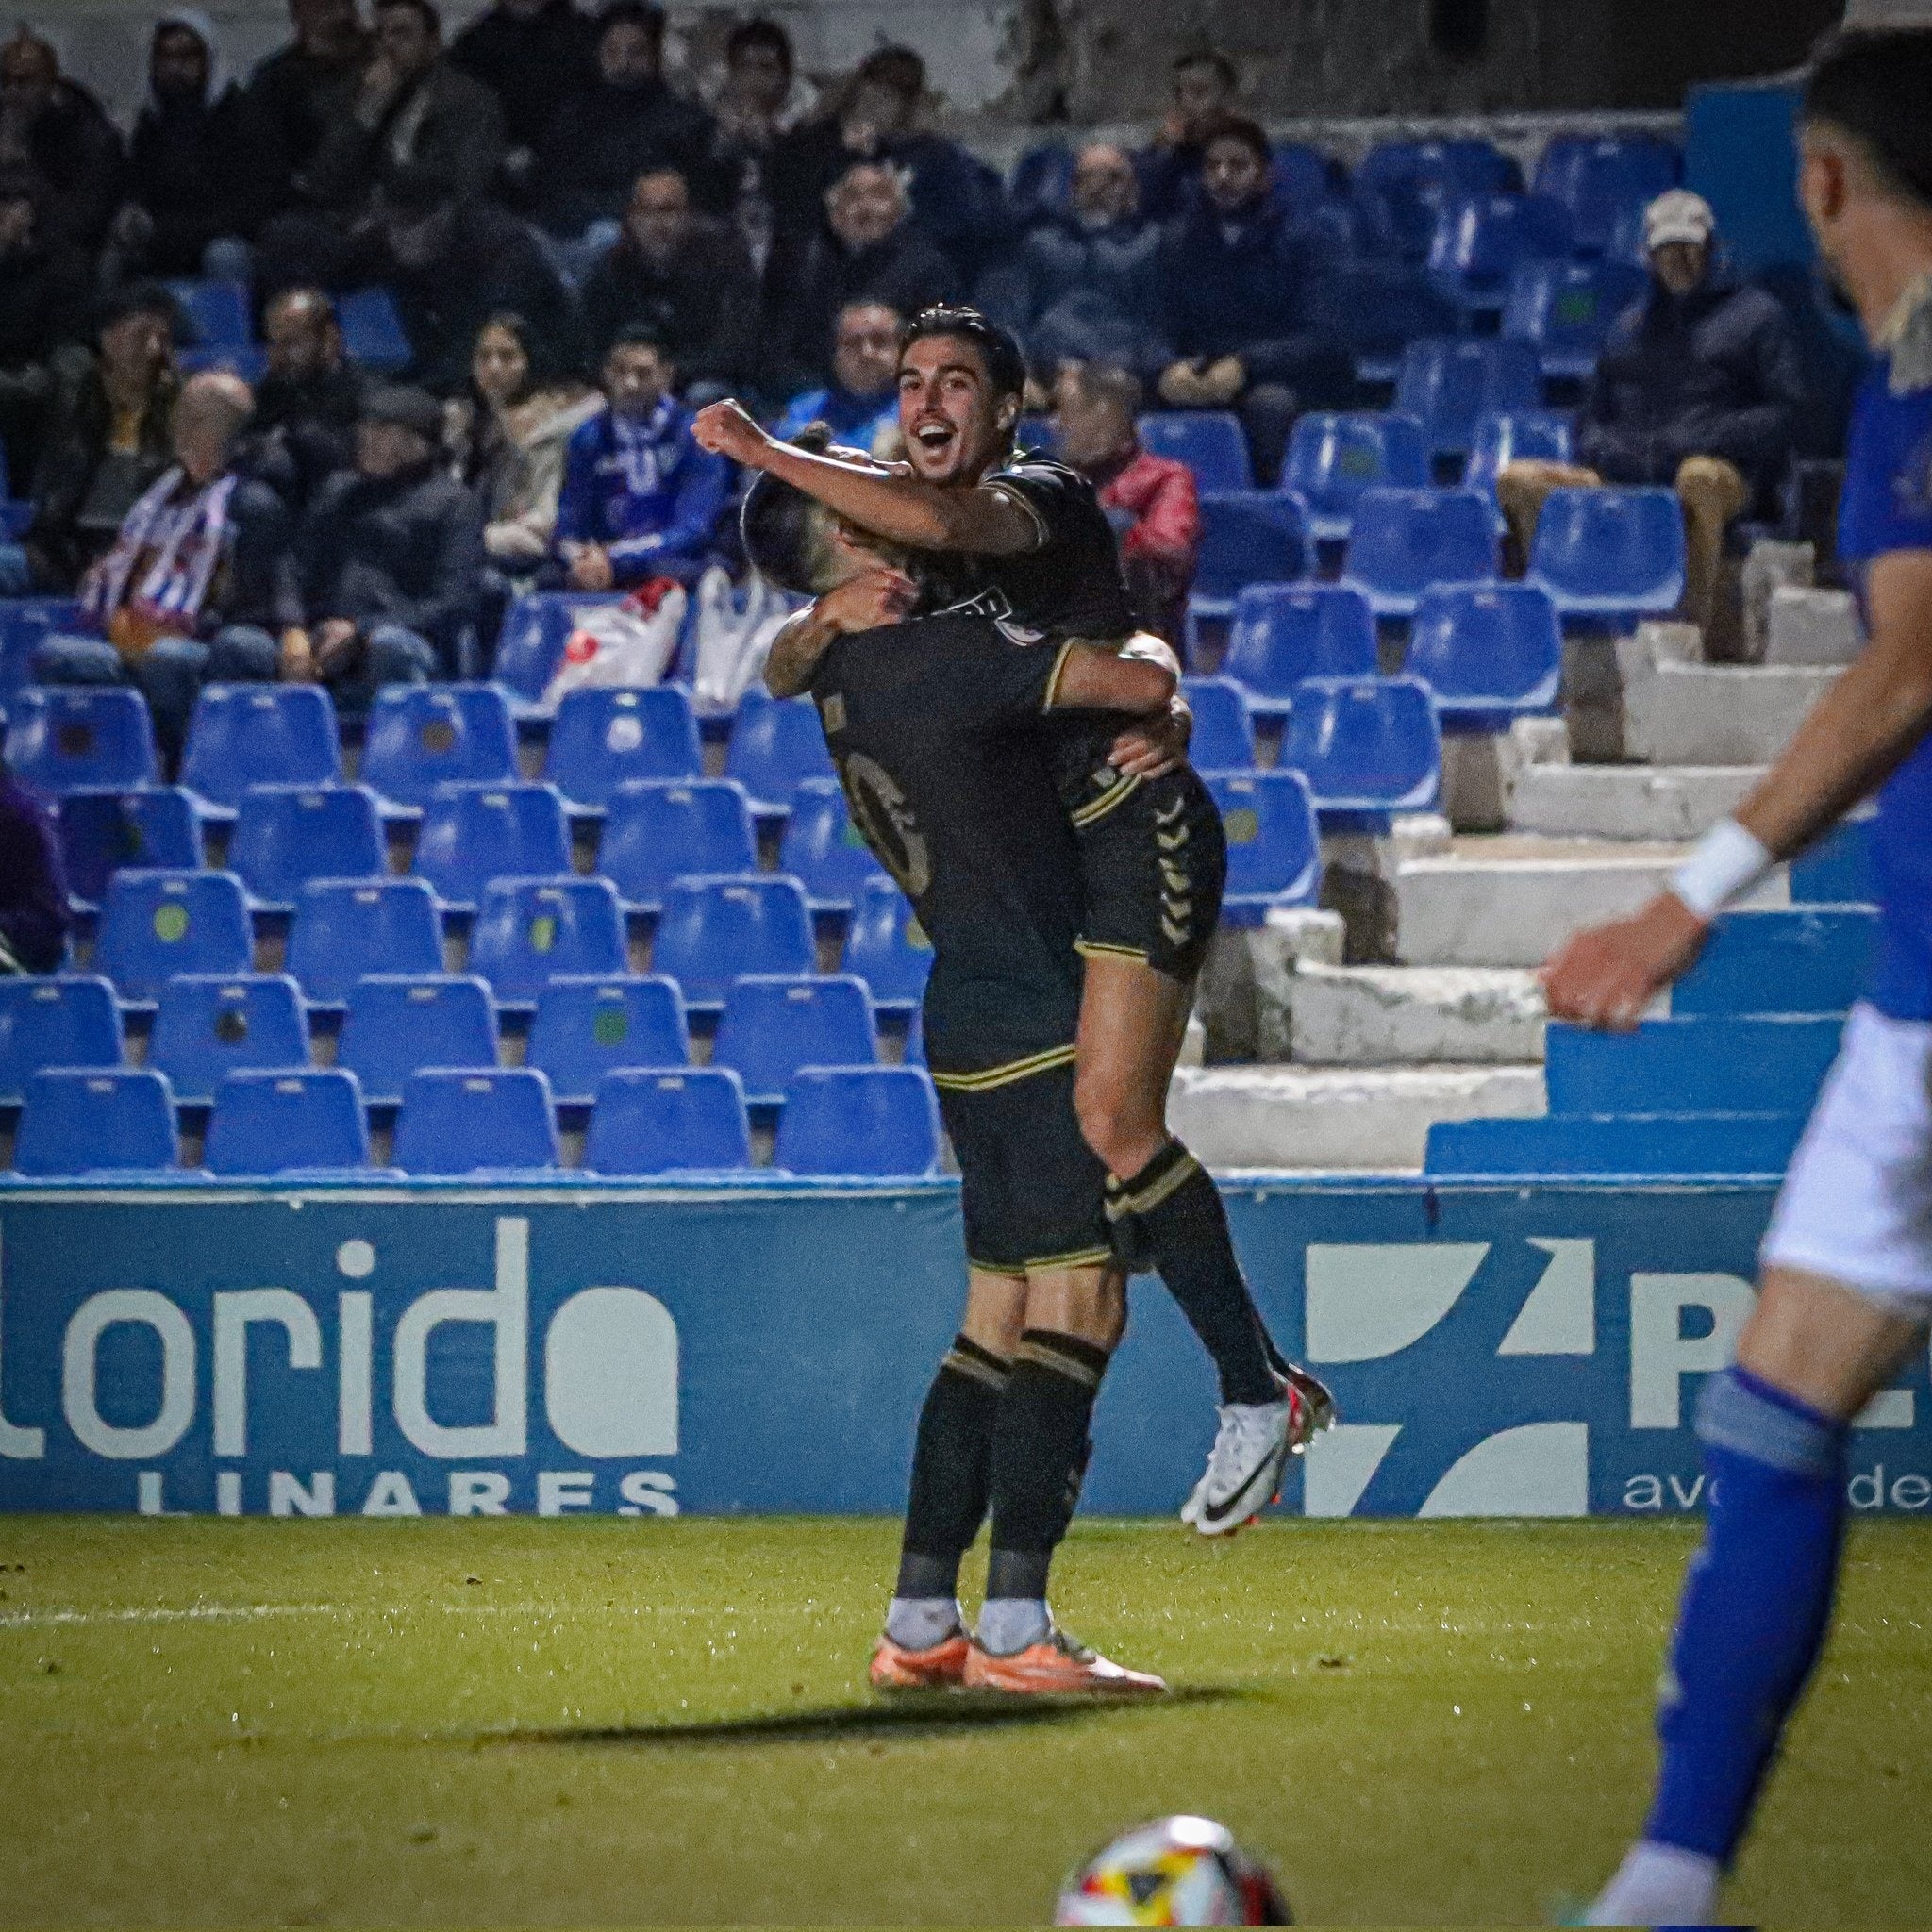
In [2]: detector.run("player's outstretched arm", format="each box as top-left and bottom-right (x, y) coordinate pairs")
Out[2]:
(763, 564), (919, 698)
(1049, 641), (1177, 716)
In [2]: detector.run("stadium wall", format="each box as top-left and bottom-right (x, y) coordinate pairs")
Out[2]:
(4, 1177), (1930, 1520)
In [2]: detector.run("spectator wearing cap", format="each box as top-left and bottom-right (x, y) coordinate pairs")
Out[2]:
(1136, 48), (1239, 224)
(0, 173), (88, 522)
(1496, 188), (1805, 634)
(247, 286), (372, 508)
(553, 325), (728, 589)
(239, 0), (372, 221)
(0, 757), (69, 974)
(0, 27), (125, 254)
(449, 0), (595, 161)
(772, 299), (901, 457)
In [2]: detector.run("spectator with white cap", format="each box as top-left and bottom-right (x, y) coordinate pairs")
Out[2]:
(1497, 185), (1806, 634)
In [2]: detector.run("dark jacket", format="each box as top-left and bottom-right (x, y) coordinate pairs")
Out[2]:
(237, 36), (369, 215)
(242, 360), (372, 508)
(126, 84), (261, 270)
(533, 76), (720, 235)
(1136, 137), (1208, 225)
(0, 231), (91, 489)
(208, 476), (300, 633)
(303, 58), (507, 212)
(1576, 273), (1806, 502)
(449, 0), (596, 154)
(1005, 211), (1168, 378)
(782, 224), (957, 389)
(9, 78), (125, 251)
(579, 220), (759, 388)
(0, 772), (70, 974)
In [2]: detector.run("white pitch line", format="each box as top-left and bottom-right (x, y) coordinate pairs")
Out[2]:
(0, 1601), (825, 1630)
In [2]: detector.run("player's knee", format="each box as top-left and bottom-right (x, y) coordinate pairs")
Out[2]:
(1074, 1062), (1158, 1176)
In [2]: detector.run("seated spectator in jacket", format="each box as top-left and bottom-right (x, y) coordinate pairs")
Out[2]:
(0, 173), (88, 512)
(705, 16), (811, 262)
(1137, 48), (1239, 224)
(1496, 189), (1805, 635)
(32, 372), (293, 763)
(534, 2), (720, 239)
(1157, 116), (1348, 486)
(240, 0), (370, 221)
(449, 0), (594, 161)
(554, 326), (727, 589)
(579, 169), (758, 398)
(25, 284), (179, 591)
(0, 757), (69, 974)
(0, 28), (125, 254)
(772, 300), (901, 456)
(1055, 362), (1198, 644)
(247, 286), (370, 507)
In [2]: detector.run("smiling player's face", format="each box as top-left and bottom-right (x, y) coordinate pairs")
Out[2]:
(895, 336), (1013, 487)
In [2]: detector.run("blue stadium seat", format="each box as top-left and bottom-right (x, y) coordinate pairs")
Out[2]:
(393, 1068), (558, 1175)
(1534, 134), (1679, 256)
(1281, 412), (1429, 541)
(227, 783), (386, 909)
(1427, 194), (1574, 314)
(1135, 412), (1252, 491)
(147, 973), (310, 1106)
(774, 1065), (941, 1177)
(1501, 259), (1644, 380)
(597, 778), (757, 913)
(1335, 261), (1463, 386)
(1544, 1014), (1844, 1116)
(338, 974), (499, 1107)
(1008, 140), (1074, 225)
(714, 974), (878, 1107)
(412, 782), (571, 911)
(1180, 676), (1256, 771)
(491, 591), (624, 706)
(180, 683), (341, 813)
(1269, 141), (1339, 214)
(902, 1006), (924, 1066)
(1671, 908), (1876, 1018)
(164, 277), (252, 347)
(12, 1068), (178, 1176)
(586, 1066), (752, 1174)
(1790, 819), (1874, 906)
(359, 683), (517, 813)
(1207, 771), (1322, 922)
(0, 597), (83, 701)
(1425, 1111), (1802, 1179)
(56, 787), (203, 909)
(1463, 411), (1574, 522)
(1406, 582), (1562, 727)
(545, 685), (702, 809)
(650, 874), (815, 1012)
(97, 869), (251, 1005)
(1222, 585), (1377, 717)
(1340, 488), (1497, 619)
(337, 286), (412, 371)
(4, 687), (158, 792)
(0, 975), (122, 1104)
(1357, 138), (1517, 259)
(1282, 676), (1442, 827)
(205, 1068), (373, 1175)
(724, 688), (835, 815)
(1392, 337), (1544, 461)
(177, 344), (268, 382)
(469, 876), (626, 1008)
(779, 777), (887, 913)
(1526, 486), (1686, 625)
(527, 975), (689, 1106)
(286, 877), (443, 1008)
(843, 876), (931, 1015)
(1189, 491), (1310, 621)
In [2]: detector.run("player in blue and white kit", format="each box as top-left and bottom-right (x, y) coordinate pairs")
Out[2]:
(1541, 30), (1932, 1925)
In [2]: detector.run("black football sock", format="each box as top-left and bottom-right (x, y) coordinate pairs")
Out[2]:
(1111, 1139), (1280, 1407)
(893, 1335), (1009, 1606)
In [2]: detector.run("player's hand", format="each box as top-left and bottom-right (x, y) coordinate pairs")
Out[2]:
(691, 399), (773, 467)
(813, 563), (918, 635)
(1539, 891), (1709, 1031)
(1109, 702), (1191, 779)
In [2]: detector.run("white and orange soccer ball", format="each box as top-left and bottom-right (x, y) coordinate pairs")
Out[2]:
(1054, 1815), (1292, 1926)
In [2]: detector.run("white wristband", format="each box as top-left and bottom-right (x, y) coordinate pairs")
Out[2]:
(1671, 818), (1773, 922)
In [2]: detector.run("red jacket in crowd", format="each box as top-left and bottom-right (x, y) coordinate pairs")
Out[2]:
(1092, 446), (1200, 641)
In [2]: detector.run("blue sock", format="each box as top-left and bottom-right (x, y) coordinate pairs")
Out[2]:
(1644, 1365), (1848, 1865)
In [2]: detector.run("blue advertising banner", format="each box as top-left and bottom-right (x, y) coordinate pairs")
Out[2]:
(1, 1177), (1928, 1519)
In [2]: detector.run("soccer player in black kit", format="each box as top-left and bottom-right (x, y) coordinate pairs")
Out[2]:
(697, 308), (1333, 1536)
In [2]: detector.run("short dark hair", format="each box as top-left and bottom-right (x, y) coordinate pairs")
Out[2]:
(375, 0), (441, 36)
(741, 424), (839, 594)
(1804, 28), (1932, 211)
(856, 44), (925, 102)
(1200, 113), (1271, 169)
(606, 322), (671, 363)
(899, 305), (1027, 404)
(726, 17), (791, 70)
(96, 278), (178, 337)
(596, 0), (663, 42)
(1174, 48), (1237, 90)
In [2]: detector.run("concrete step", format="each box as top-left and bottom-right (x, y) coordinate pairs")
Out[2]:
(1509, 763), (1765, 841)
(1172, 1062), (1546, 1172)
(1766, 586), (1862, 666)
(1621, 626), (1838, 765)
(1289, 962), (1547, 1065)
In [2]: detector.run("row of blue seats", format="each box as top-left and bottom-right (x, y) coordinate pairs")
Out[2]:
(8, 1061), (941, 1180)
(165, 279), (410, 375)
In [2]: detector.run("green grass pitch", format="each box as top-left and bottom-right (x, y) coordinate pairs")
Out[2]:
(2, 1516), (1930, 1925)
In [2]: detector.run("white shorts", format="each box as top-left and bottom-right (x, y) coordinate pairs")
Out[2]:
(1761, 1001), (1932, 1314)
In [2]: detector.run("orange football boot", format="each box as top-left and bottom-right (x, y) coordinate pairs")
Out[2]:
(868, 1631), (971, 1690)
(961, 1625), (1167, 1695)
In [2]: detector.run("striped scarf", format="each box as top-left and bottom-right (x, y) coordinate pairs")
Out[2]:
(83, 466), (239, 637)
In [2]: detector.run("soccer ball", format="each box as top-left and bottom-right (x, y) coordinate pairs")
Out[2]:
(1055, 1815), (1292, 1925)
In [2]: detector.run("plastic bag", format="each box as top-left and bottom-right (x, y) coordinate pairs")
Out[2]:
(691, 565), (800, 712)
(538, 578), (686, 711)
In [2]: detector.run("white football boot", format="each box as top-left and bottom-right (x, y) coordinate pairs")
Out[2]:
(1183, 1366), (1337, 1536)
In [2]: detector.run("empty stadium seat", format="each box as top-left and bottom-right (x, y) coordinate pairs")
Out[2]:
(1207, 770), (1322, 922)
(0, 975), (122, 1104)
(1463, 411), (1574, 517)
(586, 1066), (752, 1174)
(1341, 489), (1497, 619)
(774, 1066), (941, 1177)
(286, 877), (444, 1008)
(1357, 137), (1517, 258)
(164, 277), (251, 347)
(1406, 582), (1562, 725)
(412, 782), (571, 910)
(492, 591), (625, 705)
(714, 974), (878, 1107)
(1427, 193), (1573, 313)
(1534, 133), (1679, 255)
(359, 683), (517, 812)
(1189, 491), (1310, 622)
(527, 975), (690, 1105)
(12, 1068), (178, 1176)
(147, 974), (310, 1106)
(393, 1068), (558, 1175)
(843, 876), (931, 1014)
(779, 777), (887, 912)
(97, 868), (251, 1004)
(724, 689), (835, 814)
(1392, 337), (1544, 461)
(597, 778), (758, 912)
(1282, 412), (1429, 541)
(1672, 908), (1875, 1017)
(0, 597), (83, 700)
(338, 286), (411, 370)
(1544, 1014), (1843, 1116)
(1526, 486), (1687, 624)
(469, 876), (626, 1007)
(903, 1006), (924, 1066)
(1425, 1110), (1802, 1178)
(545, 685), (703, 808)
(4, 687), (158, 792)
(338, 974), (499, 1107)
(205, 1068), (373, 1175)
(650, 874), (815, 1011)
(56, 787), (203, 908)
(1282, 675), (1442, 826)
(180, 684), (341, 813)
(1501, 259), (1644, 379)
(1335, 260), (1463, 385)
(1179, 676), (1256, 771)
(227, 783), (386, 909)
(1136, 411), (1251, 491)
(1222, 585), (1377, 715)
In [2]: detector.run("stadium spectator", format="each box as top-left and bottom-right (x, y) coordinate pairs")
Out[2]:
(0, 758), (69, 974)
(1136, 47), (1239, 223)
(1054, 362), (1198, 643)
(578, 169), (759, 396)
(0, 27), (125, 254)
(247, 286), (369, 508)
(534, 2), (720, 240)
(449, 0), (594, 158)
(0, 174), (88, 507)
(238, 0), (371, 220)
(24, 282), (178, 591)
(771, 300), (901, 456)
(554, 325), (727, 588)
(704, 16), (810, 256)
(1497, 188), (1806, 633)
(1157, 116), (1348, 485)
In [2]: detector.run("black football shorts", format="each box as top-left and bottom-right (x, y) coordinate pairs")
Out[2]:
(1072, 767), (1227, 983)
